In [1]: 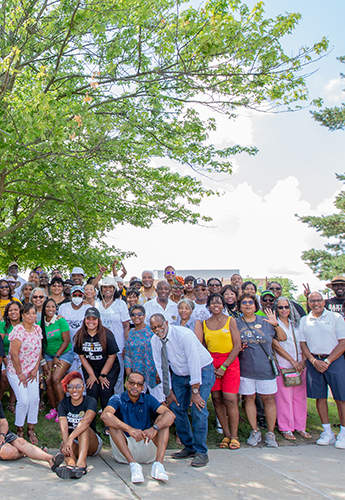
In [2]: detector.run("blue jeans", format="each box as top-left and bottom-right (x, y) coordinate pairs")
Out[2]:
(170, 363), (215, 455)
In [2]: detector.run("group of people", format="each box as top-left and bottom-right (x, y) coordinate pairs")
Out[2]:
(1, 261), (345, 484)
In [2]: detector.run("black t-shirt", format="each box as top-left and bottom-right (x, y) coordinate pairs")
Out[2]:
(325, 297), (345, 318)
(58, 395), (97, 433)
(74, 328), (119, 372)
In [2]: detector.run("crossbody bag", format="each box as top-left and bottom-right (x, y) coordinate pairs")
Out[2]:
(243, 319), (280, 378)
(279, 323), (302, 387)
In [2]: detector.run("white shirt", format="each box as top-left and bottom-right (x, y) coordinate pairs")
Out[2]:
(276, 319), (302, 368)
(58, 303), (92, 342)
(151, 324), (213, 387)
(299, 308), (345, 354)
(95, 299), (130, 353)
(13, 275), (26, 300)
(144, 298), (178, 325)
(191, 302), (211, 322)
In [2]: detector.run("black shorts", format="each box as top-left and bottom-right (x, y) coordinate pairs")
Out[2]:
(306, 356), (345, 401)
(0, 432), (18, 460)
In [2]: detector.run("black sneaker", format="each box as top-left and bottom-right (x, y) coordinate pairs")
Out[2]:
(258, 417), (267, 429)
(191, 453), (209, 467)
(171, 448), (195, 459)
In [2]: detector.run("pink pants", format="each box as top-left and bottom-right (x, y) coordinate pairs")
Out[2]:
(275, 369), (307, 432)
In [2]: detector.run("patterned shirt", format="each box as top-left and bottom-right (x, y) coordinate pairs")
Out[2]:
(7, 324), (42, 376)
(124, 325), (158, 388)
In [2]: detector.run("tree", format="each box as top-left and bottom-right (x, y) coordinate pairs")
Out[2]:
(299, 174), (345, 280)
(0, 0), (328, 274)
(311, 55), (345, 130)
(300, 56), (345, 280)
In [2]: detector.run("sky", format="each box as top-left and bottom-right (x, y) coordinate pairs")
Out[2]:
(105, 0), (345, 296)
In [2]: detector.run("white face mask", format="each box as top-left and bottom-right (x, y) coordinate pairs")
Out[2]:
(72, 296), (83, 306)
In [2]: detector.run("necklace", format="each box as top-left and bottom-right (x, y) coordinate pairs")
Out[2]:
(102, 298), (113, 308)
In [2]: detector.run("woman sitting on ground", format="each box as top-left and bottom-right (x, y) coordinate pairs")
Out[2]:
(56, 371), (103, 479)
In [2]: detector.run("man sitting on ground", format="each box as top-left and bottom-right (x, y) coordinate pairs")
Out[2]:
(101, 371), (175, 483)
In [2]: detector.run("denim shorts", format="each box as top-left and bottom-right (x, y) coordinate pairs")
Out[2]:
(44, 349), (74, 365)
(306, 355), (345, 401)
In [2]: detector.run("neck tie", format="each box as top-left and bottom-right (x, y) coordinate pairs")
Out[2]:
(161, 338), (170, 399)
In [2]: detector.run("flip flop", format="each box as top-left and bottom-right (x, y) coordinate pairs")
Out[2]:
(56, 466), (75, 479)
(218, 437), (231, 449)
(229, 438), (240, 450)
(51, 453), (64, 472)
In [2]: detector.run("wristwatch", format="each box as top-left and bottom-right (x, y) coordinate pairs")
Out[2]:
(100, 373), (107, 378)
(192, 388), (199, 394)
(153, 424), (160, 432)
(324, 358), (331, 365)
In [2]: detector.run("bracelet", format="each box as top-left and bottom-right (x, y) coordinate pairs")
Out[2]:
(100, 373), (107, 378)
(220, 365), (227, 371)
(311, 358), (316, 366)
(54, 355), (60, 359)
(40, 359), (47, 366)
(273, 324), (279, 328)
(324, 358), (331, 365)
(18, 373), (26, 378)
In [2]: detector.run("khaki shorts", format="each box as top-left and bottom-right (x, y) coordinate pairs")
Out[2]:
(110, 435), (156, 464)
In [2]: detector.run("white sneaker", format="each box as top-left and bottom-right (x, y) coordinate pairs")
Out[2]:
(316, 431), (336, 446)
(335, 433), (345, 449)
(129, 462), (144, 483)
(151, 461), (169, 482)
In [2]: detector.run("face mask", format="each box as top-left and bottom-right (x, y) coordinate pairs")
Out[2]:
(72, 296), (83, 306)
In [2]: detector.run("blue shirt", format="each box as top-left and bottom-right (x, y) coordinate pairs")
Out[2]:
(108, 392), (161, 435)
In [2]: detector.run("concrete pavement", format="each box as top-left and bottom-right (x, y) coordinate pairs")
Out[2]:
(1, 445), (345, 500)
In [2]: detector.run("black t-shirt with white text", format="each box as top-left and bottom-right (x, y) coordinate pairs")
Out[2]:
(325, 297), (345, 318)
(74, 328), (119, 372)
(58, 395), (97, 433)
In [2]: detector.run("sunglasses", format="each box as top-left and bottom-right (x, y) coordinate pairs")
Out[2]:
(209, 282), (221, 287)
(165, 271), (175, 275)
(67, 384), (83, 390)
(172, 285), (184, 290)
(277, 305), (290, 310)
(131, 312), (144, 317)
(0, 285), (9, 289)
(242, 300), (254, 305)
(33, 295), (45, 299)
(262, 297), (274, 302)
(269, 287), (281, 291)
(127, 380), (144, 387)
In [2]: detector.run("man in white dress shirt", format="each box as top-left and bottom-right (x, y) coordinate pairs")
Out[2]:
(150, 314), (214, 467)
(144, 281), (178, 325)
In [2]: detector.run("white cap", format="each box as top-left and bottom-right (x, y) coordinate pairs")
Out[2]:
(99, 276), (119, 291)
(71, 267), (85, 275)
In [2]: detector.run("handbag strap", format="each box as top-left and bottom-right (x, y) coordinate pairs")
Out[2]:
(290, 323), (299, 363)
(243, 318), (273, 361)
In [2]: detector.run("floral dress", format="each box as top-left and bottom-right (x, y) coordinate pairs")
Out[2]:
(124, 325), (158, 388)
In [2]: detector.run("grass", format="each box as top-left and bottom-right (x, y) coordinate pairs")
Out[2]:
(1, 390), (341, 450)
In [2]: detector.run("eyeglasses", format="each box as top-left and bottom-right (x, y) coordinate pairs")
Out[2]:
(33, 295), (45, 299)
(67, 384), (83, 390)
(127, 380), (144, 387)
(0, 285), (9, 289)
(309, 299), (323, 304)
(165, 271), (175, 275)
(151, 322), (165, 332)
(277, 305), (290, 310)
(130, 312), (144, 317)
(242, 300), (254, 305)
(269, 287), (281, 291)
(262, 297), (274, 302)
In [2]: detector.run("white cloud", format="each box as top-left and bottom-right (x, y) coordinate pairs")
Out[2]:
(104, 176), (338, 295)
(324, 77), (344, 103)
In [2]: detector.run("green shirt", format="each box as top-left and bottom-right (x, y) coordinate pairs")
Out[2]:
(40, 317), (72, 356)
(0, 321), (13, 355)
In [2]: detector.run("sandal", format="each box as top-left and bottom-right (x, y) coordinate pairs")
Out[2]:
(7, 403), (15, 414)
(218, 437), (231, 449)
(16, 426), (24, 438)
(51, 453), (64, 472)
(229, 438), (241, 450)
(73, 466), (87, 479)
(56, 466), (75, 480)
(281, 431), (296, 440)
(296, 430), (312, 439)
(27, 426), (38, 445)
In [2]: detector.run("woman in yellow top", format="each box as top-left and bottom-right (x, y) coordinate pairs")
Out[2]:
(195, 293), (241, 449)
(0, 279), (21, 320)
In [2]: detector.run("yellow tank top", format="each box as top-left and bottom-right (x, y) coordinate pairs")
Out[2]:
(203, 316), (234, 353)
